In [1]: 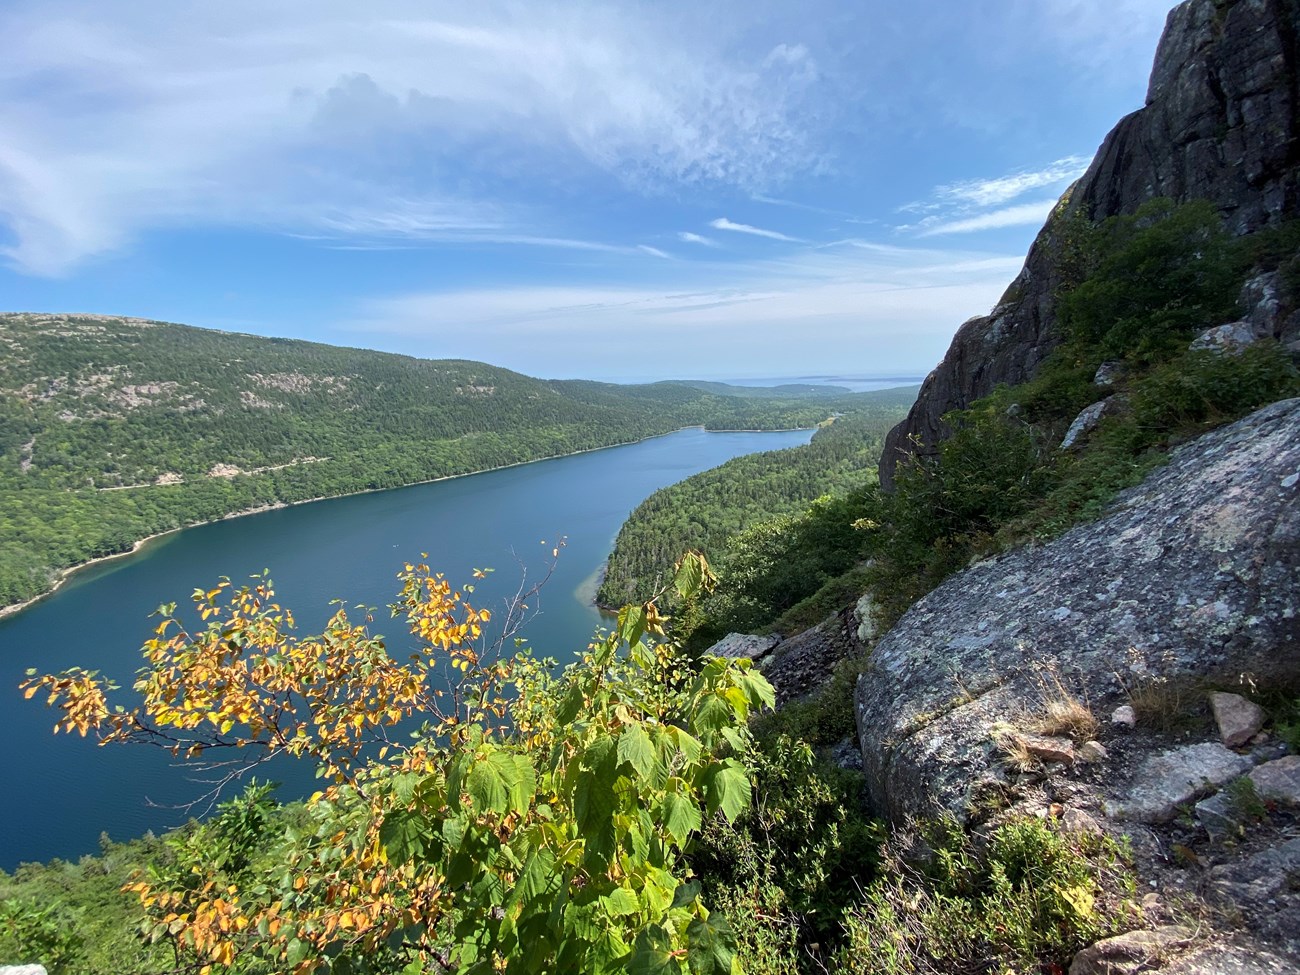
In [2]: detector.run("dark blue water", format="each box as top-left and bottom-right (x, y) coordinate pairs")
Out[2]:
(0, 428), (811, 869)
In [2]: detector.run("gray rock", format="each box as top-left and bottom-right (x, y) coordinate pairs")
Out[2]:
(1190, 322), (1261, 355)
(705, 633), (780, 662)
(0, 967), (50, 975)
(1163, 943), (1299, 975)
(1241, 272), (1283, 341)
(854, 591), (878, 646)
(1195, 789), (1245, 842)
(1078, 740), (1109, 764)
(1209, 838), (1300, 949)
(830, 736), (865, 773)
(1249, 755), (1300, 806)
(1104, 743), (1253, 823)
(1061, 397), (1118, 449)
(1209, 692), (1266, 748)
(761, 607), (860, 706)
(1069, 926), (1196, 975)
(1094, 361), (1126, 387)
(1113, 705), (1138, 728)
(880, 0), (1300, 488)
(1061, 807), (1103, 835)
(858, 400), (1300, 824)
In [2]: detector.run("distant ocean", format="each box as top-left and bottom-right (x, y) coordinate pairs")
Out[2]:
(605, 374), (925, 392)
(707, 375), (924, 393)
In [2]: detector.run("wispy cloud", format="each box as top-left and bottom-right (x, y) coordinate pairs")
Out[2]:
(709, 217), (803, 242)
(935, 156), (1090, 208)
(917, 199), (1058, 236)
(898, 155), (1088, 238)
(0, 0), (830, 275)
(347, 238), (1024, 377)
(637, 244), (672, 259)
(677, 231), (718, 246)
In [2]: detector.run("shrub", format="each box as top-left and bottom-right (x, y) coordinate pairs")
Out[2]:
(690, 733), (881, 972)
(1059, 198), (1243, 362)
(837, 817), (1136, 975)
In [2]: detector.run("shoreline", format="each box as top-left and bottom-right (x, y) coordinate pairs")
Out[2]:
(0, 424), (817, 622)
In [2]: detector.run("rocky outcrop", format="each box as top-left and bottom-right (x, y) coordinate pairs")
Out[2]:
(879, 0), (1300, 488)
(855, 397), (1300, 823)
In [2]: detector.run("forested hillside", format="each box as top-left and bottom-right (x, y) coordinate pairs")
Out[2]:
(596, 387), (916, 607)
(0, 312), (875, 608)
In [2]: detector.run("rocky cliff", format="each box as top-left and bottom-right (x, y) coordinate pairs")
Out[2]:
(858, 397), (1300, 825)
(879, 0), (1300, 488)
(857, 397), (1300, 966)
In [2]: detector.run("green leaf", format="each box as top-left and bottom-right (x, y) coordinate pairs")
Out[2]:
(285, 938), (308, 967)
(617, 724), (656, 778)
(690, 694), (731, 735)
(686, 913), (737, 975)
(703, 761), (750, 823)
(659, 792), (702, 847)
(379, 808), (432, 866)
(466, 748), (535, 816)
(601, 886), (640, 918)
(671, 880), (701, 910)
(629, 927), (682, 975)
(618, 604), (648, 648)
(557, 685), (585, 725)
(673, 551), (713, 601)
(738, 670), (776, 711)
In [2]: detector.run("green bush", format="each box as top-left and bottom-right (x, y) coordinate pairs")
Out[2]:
(690, 734), (881, 973)
(0, 897), (85, 974)
(1059, 198), (1243, 362)
(836, 817), (1136, 975)
(1132, 344), (1300, 433)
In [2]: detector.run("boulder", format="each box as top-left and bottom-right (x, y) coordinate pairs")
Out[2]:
(1190, 322), (1260, 355)
(1248, 755), (1300, 806)
(1061, 397), (1118, 449)
(1162, 943), (1300, 974)
(1102, 743), (1252, 823)
(1069, 926), (1196, 975)
(1208, 692), (1266, 748)
(1195, 790), (1246, 842)
(760, 606), (859, 706)
(705, 633), (780, 663)
(856, 399), (1300, 824)
(1094, 361), (1127, 387)
(1209, 838), (1300, 951)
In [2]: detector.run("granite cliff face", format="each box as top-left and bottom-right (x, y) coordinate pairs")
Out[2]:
(857, 397), (1300, 825)
(879, 0), (1300, 488)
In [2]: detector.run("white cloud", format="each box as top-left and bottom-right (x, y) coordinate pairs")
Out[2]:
(346, 238), (1025, 377)
(0, 0), (829, 275)
(935, 156), (1090, 208)
(917, 199), (1058, 236)
(637, 245), (672, 259)
(709, 217), (803, 242)
(678, 232), (719, 247)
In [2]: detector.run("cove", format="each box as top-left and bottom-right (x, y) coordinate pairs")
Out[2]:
(0, 427), (812, 869)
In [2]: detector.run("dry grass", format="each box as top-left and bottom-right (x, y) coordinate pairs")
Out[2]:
(1031, 673), (1100, 743)
(997, 732), (1041, 773)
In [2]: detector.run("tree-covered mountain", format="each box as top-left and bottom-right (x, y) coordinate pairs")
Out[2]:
(0, 312), (878, 608)
(595, 388), (916, 608)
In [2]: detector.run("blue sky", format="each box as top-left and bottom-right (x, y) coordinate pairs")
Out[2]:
(1, 0), (1175, 382)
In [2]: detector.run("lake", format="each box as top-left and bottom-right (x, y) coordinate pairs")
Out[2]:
(0, 427), (812, 870)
